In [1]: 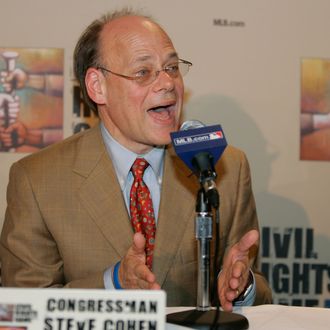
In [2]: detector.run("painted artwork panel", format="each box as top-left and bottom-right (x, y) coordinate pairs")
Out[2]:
(300, 58), (330, 161)
(0, 48), (64, 153)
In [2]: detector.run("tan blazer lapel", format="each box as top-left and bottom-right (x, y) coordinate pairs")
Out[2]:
(74, 126), (134, 258)
(153, 146), (199, 286)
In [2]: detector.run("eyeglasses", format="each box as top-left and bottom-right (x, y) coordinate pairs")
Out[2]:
(97, 59), (192, 86)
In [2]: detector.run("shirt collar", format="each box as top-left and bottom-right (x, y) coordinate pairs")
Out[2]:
(100, 122), (165, 190)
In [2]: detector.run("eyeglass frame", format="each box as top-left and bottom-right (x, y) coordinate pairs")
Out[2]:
(96, 58), (192, 85)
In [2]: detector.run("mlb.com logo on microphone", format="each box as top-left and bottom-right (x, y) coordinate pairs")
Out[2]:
(209, 131), (223, 140)
(173, 131), (223, 146)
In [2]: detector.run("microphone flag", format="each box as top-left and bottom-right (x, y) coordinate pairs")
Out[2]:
(170, 124), (227, 172)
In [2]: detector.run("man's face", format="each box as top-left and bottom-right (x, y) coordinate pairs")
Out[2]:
(97, 16), (184, 154)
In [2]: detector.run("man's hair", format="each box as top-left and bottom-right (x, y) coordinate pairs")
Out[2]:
(73, 7), (152, 113)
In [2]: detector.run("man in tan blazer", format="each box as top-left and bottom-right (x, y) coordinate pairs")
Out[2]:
(0, 9), (272, 309)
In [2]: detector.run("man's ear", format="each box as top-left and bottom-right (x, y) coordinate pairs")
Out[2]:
(85, 68), (107, 105)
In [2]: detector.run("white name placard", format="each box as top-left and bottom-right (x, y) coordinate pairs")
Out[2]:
(0, 288), (166, 329)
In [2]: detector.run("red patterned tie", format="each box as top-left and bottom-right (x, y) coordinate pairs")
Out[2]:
(130, 158), (156, 270)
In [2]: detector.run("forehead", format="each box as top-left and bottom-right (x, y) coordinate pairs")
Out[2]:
(99, 16), (177, 63)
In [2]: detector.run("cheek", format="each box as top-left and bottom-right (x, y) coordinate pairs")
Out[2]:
(176, 80), (185, 101)
(124, 90), (150, 118)
(109, 84), (144, 116)
(120, 82), (147, 105)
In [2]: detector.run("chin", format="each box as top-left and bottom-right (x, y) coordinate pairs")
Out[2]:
(150, 133), (172, 147)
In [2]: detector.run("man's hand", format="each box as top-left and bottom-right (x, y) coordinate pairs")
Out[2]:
(0, 93), (21, 149)
(118, 232), (160, 290)
(217, 229), (258, 312)
(0, 93), (19, 118)
(1, 68), (28, 92)
(0, 121), (28, 148)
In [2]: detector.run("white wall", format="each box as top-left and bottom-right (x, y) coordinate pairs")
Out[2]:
(0, 0), (329, 307)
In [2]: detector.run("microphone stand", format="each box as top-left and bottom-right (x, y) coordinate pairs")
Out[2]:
(196, 188), (212, 311)
(167, 185), (249, 329)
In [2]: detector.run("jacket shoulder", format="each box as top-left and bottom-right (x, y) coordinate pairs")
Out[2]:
(16, 125), (102, 167)
(10, 125), (105, 183)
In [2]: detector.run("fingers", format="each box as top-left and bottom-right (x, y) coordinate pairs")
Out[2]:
(118, 233), (160, 290)
(218, 230), (258, 311)
(232, 259), (248, 279)
(136, 271), (161, 290)
(229, 264), (250, 292)
(0, 121), (26, 147)
(218, 270), (250, 312)
(120, 260), (159, 290)
(0, 94), (20, 129)
(132, 234), (159, 288)
(0, 92), (15, 106)
(0, 71), (14, 93)
(218, 282), (234, 312)
(0, 69), (27, 91)
(132, 263), (156, 289)
(237, 229), (259, 253)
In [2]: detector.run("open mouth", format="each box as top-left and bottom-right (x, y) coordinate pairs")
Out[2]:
(147, 104), (173, 113)
(147, 104), (175, 122)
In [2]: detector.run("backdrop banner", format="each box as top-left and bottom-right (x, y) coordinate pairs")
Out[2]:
(0, 0), (329, 307)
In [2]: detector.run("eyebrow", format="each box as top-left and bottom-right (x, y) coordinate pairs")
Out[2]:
(132, 52), (179, 65)
(167, 52), (180, 61)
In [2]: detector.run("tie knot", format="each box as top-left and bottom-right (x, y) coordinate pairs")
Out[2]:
(131, 158), (149, 179)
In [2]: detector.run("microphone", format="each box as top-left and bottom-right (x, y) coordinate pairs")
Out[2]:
(168, 121), (249, 329)
(170, 120), (227, 208)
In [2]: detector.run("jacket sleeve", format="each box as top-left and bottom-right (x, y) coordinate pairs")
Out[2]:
(222, 150), (272, 305)
(0, 161), (105, 289)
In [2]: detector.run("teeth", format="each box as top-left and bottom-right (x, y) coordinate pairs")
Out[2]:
(148, 103), (174, 114)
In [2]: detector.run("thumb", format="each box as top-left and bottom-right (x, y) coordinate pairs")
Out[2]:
(6, 121), (21, 132)
(5, 124), (14, 133)
(6, 71), (15, 82)
(237, 229), (259, 253)
(131, 232), (146, 256)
